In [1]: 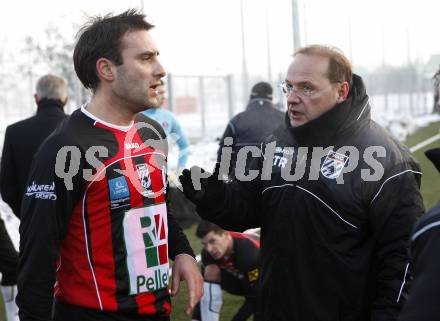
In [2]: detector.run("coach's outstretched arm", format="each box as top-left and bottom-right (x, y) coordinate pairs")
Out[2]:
(179, 164), (262, 231)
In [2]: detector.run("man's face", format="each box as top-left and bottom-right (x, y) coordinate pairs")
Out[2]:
(112, 29), (165, 113)
(286, 54), (342, 127)
(201, 231), (229, 260)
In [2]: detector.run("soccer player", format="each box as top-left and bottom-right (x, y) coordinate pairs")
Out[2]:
(192, 221), (260, 321)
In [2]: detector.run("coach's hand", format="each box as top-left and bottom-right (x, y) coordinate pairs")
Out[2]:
(171, 254), (204, 316)
(179, 165), (223, 205)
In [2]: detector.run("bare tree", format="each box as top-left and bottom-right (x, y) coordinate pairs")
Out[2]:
(0, 46), (18, 123)
(20, 24), (90, 110)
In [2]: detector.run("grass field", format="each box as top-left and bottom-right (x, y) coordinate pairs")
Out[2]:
(1, 121), (439, 321)
(405, 121), (440, 209)
(170, 224), (246, 321)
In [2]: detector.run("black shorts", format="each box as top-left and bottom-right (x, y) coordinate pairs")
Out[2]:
(220, 271), (251, 296)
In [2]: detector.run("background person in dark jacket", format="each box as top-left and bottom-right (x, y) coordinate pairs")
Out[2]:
(399, 148), (440, 321)
(217, 82), (284, 180)
(180, 45), (424, 321)
(0, 74), (68, 218)
(0, 74), (68, 321)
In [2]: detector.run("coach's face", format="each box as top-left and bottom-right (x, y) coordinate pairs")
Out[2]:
(285, 54), (346, 127)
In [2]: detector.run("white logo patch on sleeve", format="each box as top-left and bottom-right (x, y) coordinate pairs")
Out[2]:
(25, 181), (57, 200)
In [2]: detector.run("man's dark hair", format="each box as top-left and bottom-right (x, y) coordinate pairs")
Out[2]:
(196, 221), (225, 238)
(73, 9), (154, 92)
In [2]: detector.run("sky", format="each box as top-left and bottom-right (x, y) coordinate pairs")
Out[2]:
(1, 0), (439, 81)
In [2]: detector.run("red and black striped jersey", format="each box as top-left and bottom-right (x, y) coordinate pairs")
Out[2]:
(17, 107), (194, 321)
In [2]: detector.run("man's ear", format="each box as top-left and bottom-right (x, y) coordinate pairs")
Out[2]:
(337, 81), (350, 103)
(96, 58), (115, 82)
(33, 94), (39, 105)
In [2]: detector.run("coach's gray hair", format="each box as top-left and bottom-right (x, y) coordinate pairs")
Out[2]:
(36, 74), (68, 100)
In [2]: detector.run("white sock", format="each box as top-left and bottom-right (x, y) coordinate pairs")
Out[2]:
(1, 285), (18, 321)
(200, 282), (222, 321)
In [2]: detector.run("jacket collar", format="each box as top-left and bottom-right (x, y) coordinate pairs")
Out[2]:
(246, 98), (274, 110)
(36, 99), (66, 116)
(285, 74), (370, 146)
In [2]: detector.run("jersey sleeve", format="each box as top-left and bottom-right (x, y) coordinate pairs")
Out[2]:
(167, 183), (195, 260)
(17, 137), (85, 321)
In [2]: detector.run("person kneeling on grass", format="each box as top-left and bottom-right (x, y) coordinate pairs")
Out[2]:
(192, 221), (260, 321)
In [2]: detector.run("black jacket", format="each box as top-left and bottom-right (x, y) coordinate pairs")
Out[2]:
(398, 202), (440, 321)
(398, 148), (440, 321)
(217, 98), (284, 177)
(196, 75), (424, 321)
(0, 100), (67, 217)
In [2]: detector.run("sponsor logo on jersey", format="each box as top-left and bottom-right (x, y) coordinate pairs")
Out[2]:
(136, 163), (155, 197)
(123, 204), (169, 294)
(247, 268), (259, 282)
(320, 150), (349, 179)
(25, 181), (57, 200)
(108, 176), (130, 209)
(125, 142), (140, 150)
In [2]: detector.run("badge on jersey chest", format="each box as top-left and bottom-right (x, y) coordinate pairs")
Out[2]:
(320, 150), (349, 179)
(123, 203), (169, 295)
(136, 163), (155, 197)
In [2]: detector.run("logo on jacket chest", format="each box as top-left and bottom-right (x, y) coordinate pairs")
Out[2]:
(320, 150), (349, 179)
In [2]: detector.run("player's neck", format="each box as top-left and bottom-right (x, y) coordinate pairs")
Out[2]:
(88, 90), (136, 127)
